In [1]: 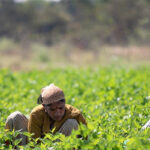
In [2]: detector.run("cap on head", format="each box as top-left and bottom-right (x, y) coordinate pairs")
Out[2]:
(41, 84), (65, 105)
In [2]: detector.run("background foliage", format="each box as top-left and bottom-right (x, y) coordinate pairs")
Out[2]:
(0, 0), (150, 46)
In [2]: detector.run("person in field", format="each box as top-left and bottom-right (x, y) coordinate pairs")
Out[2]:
(5, 84), (87, 145)
(142, 120), (150, 130)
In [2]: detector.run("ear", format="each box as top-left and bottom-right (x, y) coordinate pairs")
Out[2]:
(37, 94), (43, 104)
(42, 104), (47, 112)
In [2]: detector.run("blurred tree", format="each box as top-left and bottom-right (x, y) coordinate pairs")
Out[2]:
(108, 0), (146, 44)
(0, 0), (150, 46)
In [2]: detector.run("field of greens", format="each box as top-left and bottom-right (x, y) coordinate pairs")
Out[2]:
(0, 66), (150, 149)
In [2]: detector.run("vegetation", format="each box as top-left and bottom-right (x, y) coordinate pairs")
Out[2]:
(0, 66), (150, 149)
(0, 0), (150, 46)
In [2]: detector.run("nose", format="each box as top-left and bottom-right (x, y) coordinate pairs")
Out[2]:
(55, 109), (61, 116)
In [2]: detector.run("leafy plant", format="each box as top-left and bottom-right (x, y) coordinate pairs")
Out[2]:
(0, 66), (150, 149)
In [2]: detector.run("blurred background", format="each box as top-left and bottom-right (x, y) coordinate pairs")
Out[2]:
(0, 0), (150, 70)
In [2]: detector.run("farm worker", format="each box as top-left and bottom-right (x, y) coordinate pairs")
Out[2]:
(142, 120), (150, 130)
(5, 83), (87, 145)
(141, 120), (150, 140)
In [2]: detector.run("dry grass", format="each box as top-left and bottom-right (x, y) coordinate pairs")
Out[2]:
(0, 38), (150, 71)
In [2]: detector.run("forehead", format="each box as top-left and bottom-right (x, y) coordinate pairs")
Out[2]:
(48, 101), (65, 109)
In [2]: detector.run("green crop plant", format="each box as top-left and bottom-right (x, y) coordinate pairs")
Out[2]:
(0, 66), (150, 149)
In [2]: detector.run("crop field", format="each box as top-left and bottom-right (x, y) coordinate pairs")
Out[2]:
(0, 66), (150, 149)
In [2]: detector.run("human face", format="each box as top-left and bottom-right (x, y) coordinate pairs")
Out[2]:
(43, 101), (65, 121)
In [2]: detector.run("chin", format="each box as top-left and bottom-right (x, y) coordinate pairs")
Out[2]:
(55, 117), (62, 121)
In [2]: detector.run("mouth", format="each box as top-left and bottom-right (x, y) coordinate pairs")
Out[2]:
(55, 116), (62, 121)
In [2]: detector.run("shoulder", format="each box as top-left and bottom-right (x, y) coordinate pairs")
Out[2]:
(65, 104), (87, 125)
(28, 105), (46, 126)
(65, 104), (81, 117)
(30, 105), (45, 116)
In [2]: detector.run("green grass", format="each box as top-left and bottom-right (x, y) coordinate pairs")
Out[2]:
(0, 66), (150, 149)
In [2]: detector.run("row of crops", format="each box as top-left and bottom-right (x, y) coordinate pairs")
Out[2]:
(0, 66), (150, 149)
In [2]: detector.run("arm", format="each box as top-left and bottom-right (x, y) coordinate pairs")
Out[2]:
(28, 112), (43, 139)
(77, 113), (87, 126)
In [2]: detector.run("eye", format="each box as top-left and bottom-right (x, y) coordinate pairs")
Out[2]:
(59, 107), (63, 110)
(50, 108), (55, 111)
